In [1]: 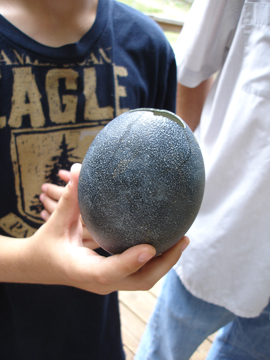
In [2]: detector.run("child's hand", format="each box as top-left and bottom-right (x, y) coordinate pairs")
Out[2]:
(40, 167), (98, 249)
(24, 163), (189, 294)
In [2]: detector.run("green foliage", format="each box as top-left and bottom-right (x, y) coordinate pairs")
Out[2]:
(117, 0), (191, 47)
(118, 0), (192, 15)
(164, 31), (179, 48)
(119, 0), (162, 13)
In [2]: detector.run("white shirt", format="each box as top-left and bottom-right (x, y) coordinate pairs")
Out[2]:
(174, 0), (270, 317)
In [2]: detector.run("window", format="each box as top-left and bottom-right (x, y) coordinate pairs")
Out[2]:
(118, 0), (193, 47)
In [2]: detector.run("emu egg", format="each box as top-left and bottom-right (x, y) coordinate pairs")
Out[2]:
(78, 108), (205, 255)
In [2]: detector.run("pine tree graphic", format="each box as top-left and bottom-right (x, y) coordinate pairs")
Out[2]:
(45, 134), (79, 186)
(30, 134), (79, 215)
(30, 194), (44, 214)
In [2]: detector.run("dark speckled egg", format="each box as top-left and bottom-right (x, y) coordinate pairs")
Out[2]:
(78, 108), (205, 255)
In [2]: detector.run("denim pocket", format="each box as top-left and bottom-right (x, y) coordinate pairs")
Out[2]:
(241, 1), (270, 99)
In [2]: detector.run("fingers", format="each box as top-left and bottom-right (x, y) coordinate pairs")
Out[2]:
(40, 209), (50, 222)
(58, 169), (71, 183)
(82, 236), (101, 250)
(40, 193), (58, 218)
(40, 167), (74, 210)
(40, 184), (64, 221)
(81, 222), (100, 246)
(40, 180), (66, 221)
(92, 237), (189, 293)
(80, 221), (98, 241)
(95, 244), (157, 286)
(49, 163), (82, 226)
(40, 165), (93, 245)
(116, 236), (190, 291)
(41, 183), (64, 202)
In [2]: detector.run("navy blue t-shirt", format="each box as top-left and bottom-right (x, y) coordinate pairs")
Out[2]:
(0, 0), (176, 358)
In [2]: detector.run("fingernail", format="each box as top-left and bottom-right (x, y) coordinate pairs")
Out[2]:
(39, 193), (45, 202)
(138, 252), (155, 263)
(41, 184), (47, 193)
(40, 210), (46, 220)
(180, 239), (190, 253)
(69, 173), (73, 186)
(69, 164), (76, 185)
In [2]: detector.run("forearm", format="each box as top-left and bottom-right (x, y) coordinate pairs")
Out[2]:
(0, 235), (31, 283)
(176, 78), (213, 131)
(0, 164), (189, 293)
(0, 234), (55, 285)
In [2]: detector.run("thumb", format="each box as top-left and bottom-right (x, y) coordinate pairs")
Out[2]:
(58, 169), (71, 183)
(96, 244), (156, 284)
(51, 163), (82, 226)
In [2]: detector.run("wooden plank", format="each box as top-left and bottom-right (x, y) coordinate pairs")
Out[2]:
(123, 345), (134, 360)
(208, 332), (217, 342)
(120, 285), (215, 360)
(189, 339), (212, 360)
(148, 15), (183, 33)
(119, 290), (157, 324)
(120, 302), (146, 354)
(148, 277), (164, 298)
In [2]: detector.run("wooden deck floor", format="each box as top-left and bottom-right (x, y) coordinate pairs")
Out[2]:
(119, 278), (215, 360)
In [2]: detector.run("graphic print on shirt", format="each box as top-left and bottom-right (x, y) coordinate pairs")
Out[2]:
(0, 46), (130, 238)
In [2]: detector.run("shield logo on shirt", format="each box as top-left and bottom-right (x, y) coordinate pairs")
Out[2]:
(10, 124), (103, 226)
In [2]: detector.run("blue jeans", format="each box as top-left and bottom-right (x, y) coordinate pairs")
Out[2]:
(135, 269), (270, 360)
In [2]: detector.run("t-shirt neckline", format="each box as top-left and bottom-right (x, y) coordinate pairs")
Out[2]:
(0, 0), (109, 61)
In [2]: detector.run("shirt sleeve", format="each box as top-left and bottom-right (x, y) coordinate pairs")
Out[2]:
(175, 0), (244, 87)
(157, 46), (177, 113)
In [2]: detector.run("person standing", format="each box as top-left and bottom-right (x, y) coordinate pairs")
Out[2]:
(0, 0), (183, 359)
(135, 0), (270, 359)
